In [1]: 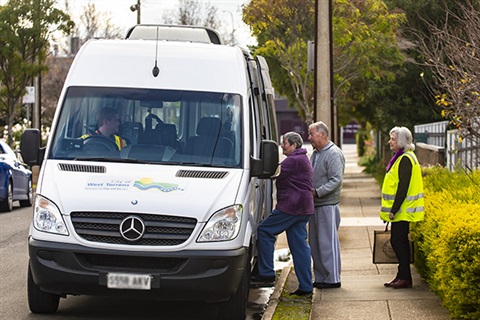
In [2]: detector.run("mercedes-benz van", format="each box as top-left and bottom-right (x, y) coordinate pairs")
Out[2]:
(21, 25), (279, 320)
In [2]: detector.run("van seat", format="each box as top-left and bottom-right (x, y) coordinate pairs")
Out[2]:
(138, 123), (178, 149)
(185, 117), (233, 158)
(121, 122), (143, 144)
(155, 123), (177, 148)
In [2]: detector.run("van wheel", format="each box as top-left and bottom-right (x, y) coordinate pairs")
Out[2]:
(0, 181), (13, 212)
(28, 265), (60, 314)
(217, 260), (250, 320)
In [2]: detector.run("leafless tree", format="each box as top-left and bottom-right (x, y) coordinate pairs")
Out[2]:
(80, 2), (100, 40)
(76, 2), (123, 43)
(41, 1), (123, 128)
(415, 1), (480, 139)
(163, 0), (220, 31)
(41, 56), (73, 126)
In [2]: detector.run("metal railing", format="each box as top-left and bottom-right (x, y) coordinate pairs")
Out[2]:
(415, 121), (480, 171)
(414, 121), (449, 147)
(446, 130), (480, 171)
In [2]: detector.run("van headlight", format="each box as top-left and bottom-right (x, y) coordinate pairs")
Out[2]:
(197, 205), (243, 242)
(33, 195), (69, 235)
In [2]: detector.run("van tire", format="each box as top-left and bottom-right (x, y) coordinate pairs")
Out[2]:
(217, 260), (250, 320)
(28, 265), (60, 314)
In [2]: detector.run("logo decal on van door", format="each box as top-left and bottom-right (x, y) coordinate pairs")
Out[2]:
(134, 177), (184, 192)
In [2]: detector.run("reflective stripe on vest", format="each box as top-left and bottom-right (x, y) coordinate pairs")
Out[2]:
(114, 135), (127, 150)
(380, 151), (425, 222)
(382, 193), (424, 201)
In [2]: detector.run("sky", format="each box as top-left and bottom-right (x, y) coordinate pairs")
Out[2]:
(63, 0), (257, 47)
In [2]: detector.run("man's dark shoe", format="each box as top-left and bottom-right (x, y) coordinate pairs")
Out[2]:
(313, 282), (341, 289)
(250, 275), (275, 288)
(384, 277), (399, 287)
(391, 279), (412, 289)
(290, 289), (312, 296)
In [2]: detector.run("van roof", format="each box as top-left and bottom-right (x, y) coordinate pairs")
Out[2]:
(66, 39), (246, 94)
(125, 24), (224, 45)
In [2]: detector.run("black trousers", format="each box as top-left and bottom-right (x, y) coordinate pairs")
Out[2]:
(390, 221), (412, 280)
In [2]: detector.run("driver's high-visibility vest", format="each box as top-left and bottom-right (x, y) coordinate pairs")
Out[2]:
(380, 151), (425, 222)
(80, 131), (127, 150)
(113, 135), (127, 150)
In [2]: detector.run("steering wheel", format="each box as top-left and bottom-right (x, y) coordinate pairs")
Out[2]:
(83, 135), (118, 152)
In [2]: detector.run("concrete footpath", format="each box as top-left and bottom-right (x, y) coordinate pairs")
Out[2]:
(263, 143), (451, 320)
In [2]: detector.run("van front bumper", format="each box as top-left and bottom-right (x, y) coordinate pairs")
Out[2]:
(29, 238), (247, 303)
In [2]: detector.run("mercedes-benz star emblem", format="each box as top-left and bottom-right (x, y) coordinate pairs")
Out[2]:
(119, 216), (145, 241)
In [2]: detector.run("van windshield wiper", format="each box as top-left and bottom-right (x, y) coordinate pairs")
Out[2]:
(72, 157), (145, 164)
(172, 161), (214, 167)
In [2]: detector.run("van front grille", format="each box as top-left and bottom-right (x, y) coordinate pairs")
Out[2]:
(71, 212), (197, 246)
(79, 253), (186, 271)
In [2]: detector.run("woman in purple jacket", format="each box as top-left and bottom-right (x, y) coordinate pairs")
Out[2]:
(250, 131), (314, 295)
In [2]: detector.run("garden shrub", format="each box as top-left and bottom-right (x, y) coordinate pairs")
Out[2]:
(433, 209), (480, 319)
(411, 166), (480, 320)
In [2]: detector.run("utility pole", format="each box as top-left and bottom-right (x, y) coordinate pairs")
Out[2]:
(33, 75), (41, 129)
(130, 0), (141, 24)
(33, 0), (41, 130)
(314, 0), (338, 144)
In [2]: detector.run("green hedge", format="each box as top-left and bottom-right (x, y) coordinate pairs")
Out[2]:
(411, 166), (480, 320)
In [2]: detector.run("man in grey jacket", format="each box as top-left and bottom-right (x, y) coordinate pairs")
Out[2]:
(308, 121), (345, 289)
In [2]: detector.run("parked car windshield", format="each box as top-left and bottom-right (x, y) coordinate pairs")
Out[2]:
(50, 86), (242, 167)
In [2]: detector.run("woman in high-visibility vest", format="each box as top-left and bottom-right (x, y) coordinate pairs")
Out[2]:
(380, 126), (424, 289)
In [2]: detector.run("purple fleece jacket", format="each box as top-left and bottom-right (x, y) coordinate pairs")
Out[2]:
(275, 148), (314, 215)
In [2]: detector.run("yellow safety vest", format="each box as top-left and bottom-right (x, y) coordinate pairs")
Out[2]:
(113, 135), (127, 150)
(380, 151), (424, 222)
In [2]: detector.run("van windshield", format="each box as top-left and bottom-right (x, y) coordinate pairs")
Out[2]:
(50, 86), (242, 167)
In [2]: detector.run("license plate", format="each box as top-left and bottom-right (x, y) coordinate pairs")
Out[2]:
(107, 273), (151, 290)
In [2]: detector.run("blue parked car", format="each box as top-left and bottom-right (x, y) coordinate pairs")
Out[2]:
(0, 140), (33, 212)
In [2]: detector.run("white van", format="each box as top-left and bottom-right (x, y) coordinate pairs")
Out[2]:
(21, 25), (279, 320)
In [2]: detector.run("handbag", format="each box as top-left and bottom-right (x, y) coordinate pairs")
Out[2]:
(373, 222), (414, 264)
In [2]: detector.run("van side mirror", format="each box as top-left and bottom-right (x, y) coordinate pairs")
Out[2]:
(251, 140), (279, 178)
(21, 129), (42, 166)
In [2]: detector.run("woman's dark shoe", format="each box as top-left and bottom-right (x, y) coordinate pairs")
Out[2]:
(290, 289), (312, 296)
(250, 275), (275, 288)
(384, 277), (399, 287)
(391, 279), (412, 289)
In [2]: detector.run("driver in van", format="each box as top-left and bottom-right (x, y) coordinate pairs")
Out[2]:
(81, 107), (128, 150)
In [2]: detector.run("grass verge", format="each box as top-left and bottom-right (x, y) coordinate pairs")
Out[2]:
(272, 268), (312, 320)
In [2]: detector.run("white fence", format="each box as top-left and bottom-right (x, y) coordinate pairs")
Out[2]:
(415, 121), (480, 171)
(414, 121), (449, 147)
(446, 130), (480, 171)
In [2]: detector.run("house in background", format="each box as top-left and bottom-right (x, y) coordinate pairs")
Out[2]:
(275, 98), (309, 142)
(275, 98), (360, 145)
(342, 120), (361, 144)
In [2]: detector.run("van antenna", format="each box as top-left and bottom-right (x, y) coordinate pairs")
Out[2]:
(152, 27), (160, 77)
